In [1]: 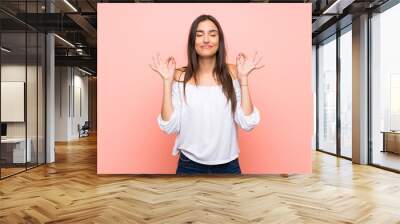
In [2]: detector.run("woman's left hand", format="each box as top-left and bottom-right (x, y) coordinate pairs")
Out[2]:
(236, 52), (265, 80)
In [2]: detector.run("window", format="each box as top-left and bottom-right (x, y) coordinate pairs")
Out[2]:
(371, 2), (400, 171)
(339, 26), (352, 158)
(317, 35), (337, 154)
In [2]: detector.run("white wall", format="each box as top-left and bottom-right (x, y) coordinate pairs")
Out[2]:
(55, 67), (89, 141)
(1, 66), (26, 135)
(1, 64), (46, 164)
(1, 65), (41, 137)
(55, 66), (70, 141)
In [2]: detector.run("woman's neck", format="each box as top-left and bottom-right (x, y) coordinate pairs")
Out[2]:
(197, 56), (216, 78)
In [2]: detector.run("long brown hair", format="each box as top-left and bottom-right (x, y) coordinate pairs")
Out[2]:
(180, 14), (237, 114)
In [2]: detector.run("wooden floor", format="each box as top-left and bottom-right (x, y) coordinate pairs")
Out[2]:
(373, 150), (400, 171)
(1, 134), (400, 223)
(0, 167), (26, 178)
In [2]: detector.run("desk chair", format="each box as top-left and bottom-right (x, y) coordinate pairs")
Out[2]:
(78, 121), (90, 138)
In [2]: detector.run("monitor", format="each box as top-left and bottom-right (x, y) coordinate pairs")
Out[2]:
(1, 123), (7, 137)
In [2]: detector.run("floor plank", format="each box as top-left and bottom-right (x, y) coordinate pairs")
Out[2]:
(1, 134), (400, 223)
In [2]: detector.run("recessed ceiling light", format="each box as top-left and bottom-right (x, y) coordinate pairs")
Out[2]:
(1, 47), (11, 53)
(54, 34), (75, 48)
(63, 0), (78, 12)
(322, 0), (355, 15)
(78, 67), (93, 76)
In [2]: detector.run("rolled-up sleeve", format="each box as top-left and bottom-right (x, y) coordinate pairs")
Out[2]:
(234, 104), (260, 131)
(233, 83), (261, 131)
(157, 82), (182, 134)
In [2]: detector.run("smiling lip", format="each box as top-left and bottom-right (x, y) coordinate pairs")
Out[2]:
(201, 45), (213, 49)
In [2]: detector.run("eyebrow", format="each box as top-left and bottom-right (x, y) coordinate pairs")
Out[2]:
(196, 29), (218, 33)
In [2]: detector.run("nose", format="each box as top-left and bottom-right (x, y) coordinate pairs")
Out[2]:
(203, 35), (209, 43)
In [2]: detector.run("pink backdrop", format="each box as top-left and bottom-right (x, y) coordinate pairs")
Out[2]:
(98, 3), (313, 174)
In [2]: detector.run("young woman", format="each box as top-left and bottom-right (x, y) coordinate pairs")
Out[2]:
(149, 14), (263, 175)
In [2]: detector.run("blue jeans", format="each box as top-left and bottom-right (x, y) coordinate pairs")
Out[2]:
(176, 152), (242, 175)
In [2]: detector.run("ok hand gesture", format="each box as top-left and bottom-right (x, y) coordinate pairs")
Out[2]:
(236, 52), (264, 80)
(149, 53), (176, 83)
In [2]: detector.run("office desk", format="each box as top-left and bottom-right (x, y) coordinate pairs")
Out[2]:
(381, 131), (400, 154)
(1, 138), (32, 163)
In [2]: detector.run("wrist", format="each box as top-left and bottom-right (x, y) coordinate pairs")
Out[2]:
(239, 77), (248, 85)
(163, 79), (173, 86)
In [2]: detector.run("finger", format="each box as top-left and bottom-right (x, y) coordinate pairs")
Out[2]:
(255, 64), (265, 70)
(171, 57), (176, 66)
(167, 57), (173, 68)
(171, 60), (176, 71)
(242, 53), (247, 64)
(255, 55), (263, 66)
(157, 52), (162, 65)
(241, 53), (247, 61)
(152, 54), (157, 67)
(236, 54), (243, 65)
(148, 64), (157, 72)
(252, 52), (260, 63)
(166, 57), (170, 67)
(238, 53), (244, 64)
(253, 51), (258, 63)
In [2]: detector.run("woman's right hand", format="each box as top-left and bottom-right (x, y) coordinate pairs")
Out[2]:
(149, 53), (176, 83)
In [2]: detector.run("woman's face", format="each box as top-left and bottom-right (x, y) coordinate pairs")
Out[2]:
(194, 19), (219, 58)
